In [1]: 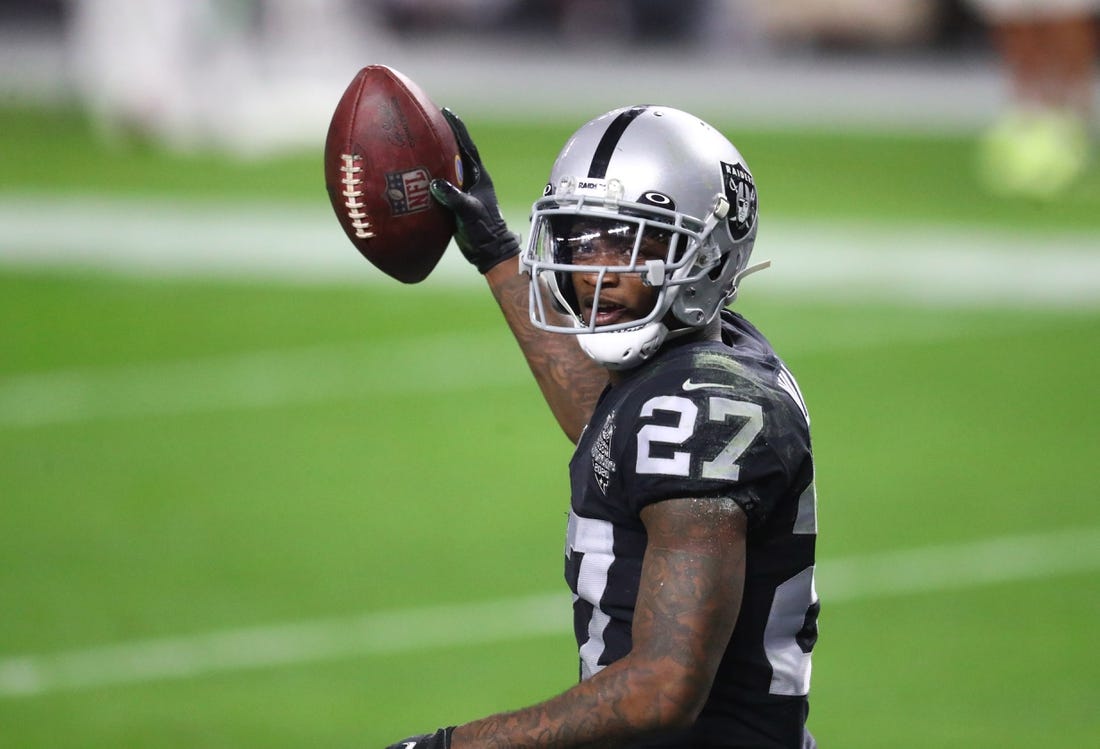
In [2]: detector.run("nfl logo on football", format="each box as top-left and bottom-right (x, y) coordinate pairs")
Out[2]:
(385, 167), (432, 215)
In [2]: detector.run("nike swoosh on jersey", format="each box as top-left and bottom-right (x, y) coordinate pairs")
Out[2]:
(681, 379), (739, 392)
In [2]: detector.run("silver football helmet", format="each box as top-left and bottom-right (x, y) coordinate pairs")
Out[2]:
(522, 105), (765, 369)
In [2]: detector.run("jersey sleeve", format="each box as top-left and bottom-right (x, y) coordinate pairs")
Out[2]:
(615, 373), (808, 526)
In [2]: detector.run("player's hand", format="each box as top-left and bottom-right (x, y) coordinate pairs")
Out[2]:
(384, 727), (453, 749)
(430, 108), (520, 274)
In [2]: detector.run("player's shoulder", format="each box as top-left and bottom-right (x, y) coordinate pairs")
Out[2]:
(626, 320), (783, 404)
(627, 352), (759, 405)
(611, 312), (809, 434)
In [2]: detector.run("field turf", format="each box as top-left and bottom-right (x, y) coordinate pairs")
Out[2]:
(1, 106), (1098, 748)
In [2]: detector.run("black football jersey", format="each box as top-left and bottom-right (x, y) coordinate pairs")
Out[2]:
(566, 310), (818, 748)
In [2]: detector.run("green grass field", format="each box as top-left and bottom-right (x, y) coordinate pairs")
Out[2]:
(1, 105), (1098, 748)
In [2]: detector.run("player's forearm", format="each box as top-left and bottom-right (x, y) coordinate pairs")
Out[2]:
(453, 498), (741, 747)
(484, 258), (606, 443)
(450, 652), (701, 749)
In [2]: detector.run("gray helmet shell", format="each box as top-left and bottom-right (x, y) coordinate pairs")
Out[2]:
(522, 105), (760, 368)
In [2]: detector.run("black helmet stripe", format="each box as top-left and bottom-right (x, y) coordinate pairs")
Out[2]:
(588, 106), (648, 179)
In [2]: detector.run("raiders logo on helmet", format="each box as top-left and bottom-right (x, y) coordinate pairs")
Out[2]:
(721, 161), (757, 241)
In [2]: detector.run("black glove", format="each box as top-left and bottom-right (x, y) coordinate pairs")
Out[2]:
(430, 108), (520, 274)
(385, 727), (454, 749)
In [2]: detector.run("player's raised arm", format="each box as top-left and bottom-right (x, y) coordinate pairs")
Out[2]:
(430, 109), (606, 442)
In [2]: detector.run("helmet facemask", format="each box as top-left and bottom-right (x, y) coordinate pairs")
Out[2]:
(523, 186), (735, 369)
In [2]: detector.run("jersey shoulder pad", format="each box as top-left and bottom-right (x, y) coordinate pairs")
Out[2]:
(608, 348), (808, 521)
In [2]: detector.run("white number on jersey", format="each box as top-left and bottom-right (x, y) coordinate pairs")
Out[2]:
(565, 510), (616, 680)
(635, 395), (763, 480)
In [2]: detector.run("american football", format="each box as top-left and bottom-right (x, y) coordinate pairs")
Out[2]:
(324, 65), (462, 283)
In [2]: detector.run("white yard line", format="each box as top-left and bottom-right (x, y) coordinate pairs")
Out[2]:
(1, 195), (1095, 428)
(0, 332), (520, 428)
(1, 526), (1098, 698)
(821, 526), (1100, 601)
(2, 195), (1099, 306)
(0, 311), (1062, 429)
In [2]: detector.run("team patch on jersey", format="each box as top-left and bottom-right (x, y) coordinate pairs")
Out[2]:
(721, 161), (757, 241)
(384, 167), (433, 215)
(590, 411), (617, 494)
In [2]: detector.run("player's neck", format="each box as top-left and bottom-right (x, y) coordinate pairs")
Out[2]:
(606, 321), (721, 385)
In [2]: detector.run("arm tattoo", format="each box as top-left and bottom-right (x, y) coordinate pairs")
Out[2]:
(488, 264), (607, 442)
(634, 498), (746, 676)
(451, 498), (746, 749)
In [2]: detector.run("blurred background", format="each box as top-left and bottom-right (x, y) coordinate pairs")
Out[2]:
(0, 0), (1048, 147)
(1, 2), (1098, 748)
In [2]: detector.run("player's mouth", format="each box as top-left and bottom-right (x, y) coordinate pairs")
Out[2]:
(582, 299), (636, 326)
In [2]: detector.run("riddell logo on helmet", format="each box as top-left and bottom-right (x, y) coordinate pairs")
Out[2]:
(577, 179), (608, 193)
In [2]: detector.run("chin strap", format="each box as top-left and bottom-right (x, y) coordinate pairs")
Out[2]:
(724, 259), (771, 307)
(734, 259), (771, 286)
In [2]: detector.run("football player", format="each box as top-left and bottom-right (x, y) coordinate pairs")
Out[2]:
(387, 105), (819, 748)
